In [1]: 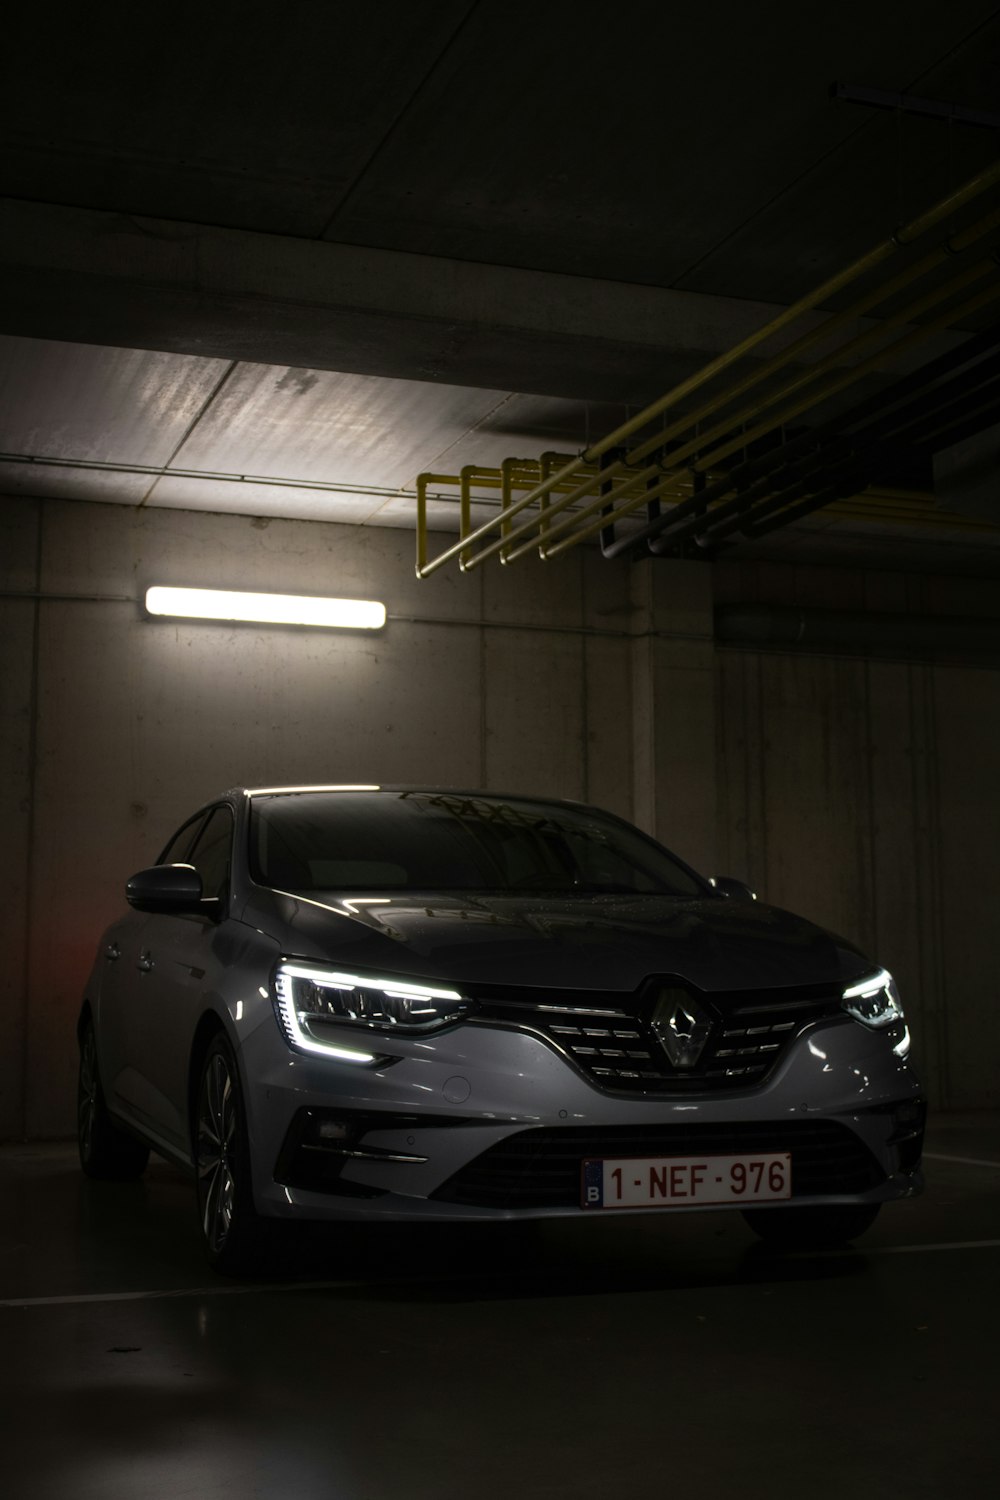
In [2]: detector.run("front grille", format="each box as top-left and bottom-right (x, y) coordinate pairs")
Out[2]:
(467, 979), (844, 1094)
(430, 1119), (885, 1209)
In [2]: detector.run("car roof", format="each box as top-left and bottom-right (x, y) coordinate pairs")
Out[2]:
(232, 785), (587, 807)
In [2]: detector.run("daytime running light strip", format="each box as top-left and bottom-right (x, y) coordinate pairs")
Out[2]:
(281, 964), (462, 1003)
(145, 586), (385, 630)
(842, 967), (892, 999)
(273, 973), (378, 1063)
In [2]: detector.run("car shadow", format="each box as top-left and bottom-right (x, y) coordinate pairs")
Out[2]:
(241, 1217), (872, 1304)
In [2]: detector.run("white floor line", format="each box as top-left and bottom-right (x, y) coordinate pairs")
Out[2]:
(793, 1238), (1000, 1259)
(5, 1236), (1000, 1306)
(923, 1151), (1000, 1170)
(866, 1239), (1000, 1255)
(0, 1279), (359, 1309)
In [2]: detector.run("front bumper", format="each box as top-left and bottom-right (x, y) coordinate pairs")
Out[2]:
(238, 1012), (925, 1222)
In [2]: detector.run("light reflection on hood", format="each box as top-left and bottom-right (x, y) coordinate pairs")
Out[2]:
(248, 887), (870, 995)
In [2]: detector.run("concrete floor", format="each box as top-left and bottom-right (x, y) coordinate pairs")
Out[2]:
(1, 1116), (998, 1500)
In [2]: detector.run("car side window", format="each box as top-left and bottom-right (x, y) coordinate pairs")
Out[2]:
(187, 806), (235, 904)
(157, 814), (207, 866)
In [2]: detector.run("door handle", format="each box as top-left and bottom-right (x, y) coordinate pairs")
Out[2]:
(104, 943), (121, 962)
(137, 951), (154, 973)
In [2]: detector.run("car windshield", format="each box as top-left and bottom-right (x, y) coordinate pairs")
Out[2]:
(248, 791), (706, 898)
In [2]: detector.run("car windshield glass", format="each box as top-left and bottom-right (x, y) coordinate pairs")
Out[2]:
(249, 791), (706, 897)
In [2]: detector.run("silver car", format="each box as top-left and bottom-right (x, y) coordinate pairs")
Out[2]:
(77, 786), (925, 1272)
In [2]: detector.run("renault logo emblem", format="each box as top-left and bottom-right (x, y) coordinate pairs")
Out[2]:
(651, 988), (711, 1069)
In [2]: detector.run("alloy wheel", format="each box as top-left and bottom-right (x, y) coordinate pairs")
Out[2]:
(197, 1051), (238, 1254)
(78, 1026), (98, 1161)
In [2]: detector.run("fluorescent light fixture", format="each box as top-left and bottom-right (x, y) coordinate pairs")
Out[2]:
(145, 585), (385, 630)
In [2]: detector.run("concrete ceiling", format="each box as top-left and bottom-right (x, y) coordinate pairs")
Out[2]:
(2, 0), (1000, 575)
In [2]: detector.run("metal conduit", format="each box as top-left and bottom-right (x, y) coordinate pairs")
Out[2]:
(415, 157), (1000, 578)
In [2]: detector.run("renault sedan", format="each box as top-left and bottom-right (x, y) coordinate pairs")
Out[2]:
(77, 786), (925, 1272)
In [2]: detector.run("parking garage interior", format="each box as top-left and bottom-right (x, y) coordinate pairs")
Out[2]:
(2, 4), (1000, 1497)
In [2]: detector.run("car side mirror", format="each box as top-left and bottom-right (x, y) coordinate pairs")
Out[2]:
(126, 863), (205, 913)
(710, 875), (758, 902)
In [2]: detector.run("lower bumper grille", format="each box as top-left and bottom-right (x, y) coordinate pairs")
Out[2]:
(430, 1118), (886, 1210)
(274, 1108), (441, 1198)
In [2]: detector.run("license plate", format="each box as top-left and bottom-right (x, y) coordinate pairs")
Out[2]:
(581, 1152), (792, 1209)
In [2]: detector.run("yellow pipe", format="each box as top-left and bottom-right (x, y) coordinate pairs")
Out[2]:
(496, 462), (705, 568)
(681, 278), (1000, 480)
(419, 260), (998, 573)
(416, 473), (459, 574)
(416, 157), (1000, 578)
(537, 451), (561, 554)
(540, 277), (1000, 560)
(828, 490), (999, 530)
(505, 264), (1000, 567)
(450, 458), (617, 570)
(459, 465), (476, 570)
(425, 255), (1000, 576)
(618, 199), (1000, 475)
(500, 465), (690, 565)
(560, 159), (1000, 466)
(480, 244), (1000, 570)
(464, 456), (659, 571)
(498, 457), (530, 565)
(417, 474), (427, 575)
(556, 199), (1000, 530)
(432, 208), (1000, 575)
(419, 457), (601, 496)
(555, 199), (1000, 527)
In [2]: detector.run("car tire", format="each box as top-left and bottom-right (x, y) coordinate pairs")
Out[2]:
(741, 1202), (881, 1248)
(78, 1016), (150, 1180)
(194, 1033), (264, 1275)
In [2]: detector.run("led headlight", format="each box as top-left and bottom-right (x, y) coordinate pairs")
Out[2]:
(842, 968), (904, 1029)
(273, 961), (472, 1057)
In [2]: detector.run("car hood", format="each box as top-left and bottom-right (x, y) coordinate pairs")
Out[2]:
(240, 889), (874, 994)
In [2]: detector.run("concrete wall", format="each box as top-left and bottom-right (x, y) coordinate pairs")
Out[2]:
(715, 561), (1000, 1112)
(1, 495), (644, 1139)
(2, 495), (998, 1136)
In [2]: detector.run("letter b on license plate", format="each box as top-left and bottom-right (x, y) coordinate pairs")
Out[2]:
(582, 1152), (792, 1209)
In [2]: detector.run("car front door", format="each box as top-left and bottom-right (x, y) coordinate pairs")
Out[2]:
(115, 805), (235, 1157)
(99, 810), (208, 1127)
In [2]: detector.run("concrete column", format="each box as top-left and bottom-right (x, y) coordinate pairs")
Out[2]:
(630, 560), (717, 876)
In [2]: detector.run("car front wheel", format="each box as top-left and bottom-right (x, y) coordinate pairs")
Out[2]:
(78, 1016), (149, 1180)
(194, 1034), (262, 1274)
(742, 1202), (881, 1248)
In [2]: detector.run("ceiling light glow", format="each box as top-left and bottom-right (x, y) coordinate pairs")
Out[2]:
(145, 586), (385, 630)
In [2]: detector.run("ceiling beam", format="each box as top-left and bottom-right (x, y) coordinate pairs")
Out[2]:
(2, 197), (820, 405)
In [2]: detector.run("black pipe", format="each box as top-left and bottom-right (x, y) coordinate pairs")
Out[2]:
(604, 318), (1000, 560)
(652, 341), (1000, 551)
